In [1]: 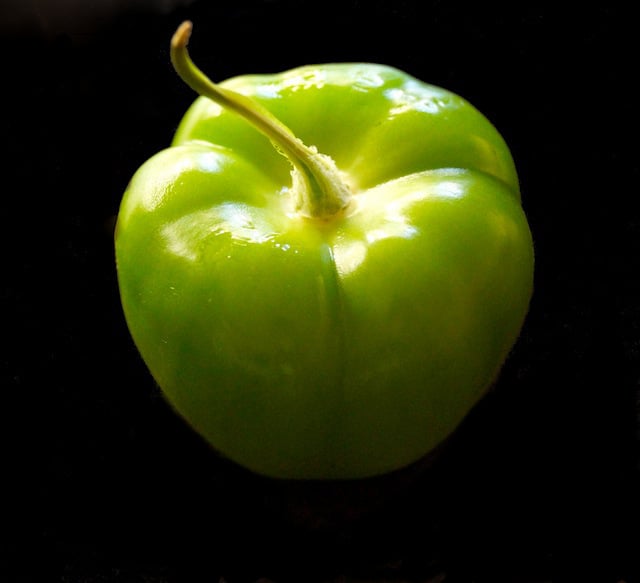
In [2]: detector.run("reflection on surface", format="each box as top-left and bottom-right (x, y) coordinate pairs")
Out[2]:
(162, 203), (277, 261)
(384, 81), (455, 118)
(140, 150), (227, 213)
(333, 170), (469, 277)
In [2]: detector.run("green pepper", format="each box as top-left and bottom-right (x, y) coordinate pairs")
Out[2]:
(115, 22), (534, 480)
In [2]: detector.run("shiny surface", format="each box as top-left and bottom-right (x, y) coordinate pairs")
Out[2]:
(115, 63), (534, 479)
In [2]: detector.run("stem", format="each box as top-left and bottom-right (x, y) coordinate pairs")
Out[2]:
(170, 21), (352, 219)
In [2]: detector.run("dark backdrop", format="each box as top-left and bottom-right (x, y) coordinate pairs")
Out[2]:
(2, 2), (637, 582)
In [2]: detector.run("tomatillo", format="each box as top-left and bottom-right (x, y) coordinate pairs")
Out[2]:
(115, 21), (534, 480)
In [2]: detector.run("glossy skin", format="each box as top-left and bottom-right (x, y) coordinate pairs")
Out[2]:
(116, 62), (534, 479)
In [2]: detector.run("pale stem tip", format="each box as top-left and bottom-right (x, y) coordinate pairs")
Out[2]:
(172, 20), (193, 50)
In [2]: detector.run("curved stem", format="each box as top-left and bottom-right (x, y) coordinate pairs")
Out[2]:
(170, 21), (352, 219)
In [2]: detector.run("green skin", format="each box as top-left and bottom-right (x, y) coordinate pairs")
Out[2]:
(115, 22), (534, 480)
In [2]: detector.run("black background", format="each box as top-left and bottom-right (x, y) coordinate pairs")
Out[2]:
(2, 1), (638, 582)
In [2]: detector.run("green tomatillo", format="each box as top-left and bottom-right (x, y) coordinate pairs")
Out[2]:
(115, 21), (534, 480)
